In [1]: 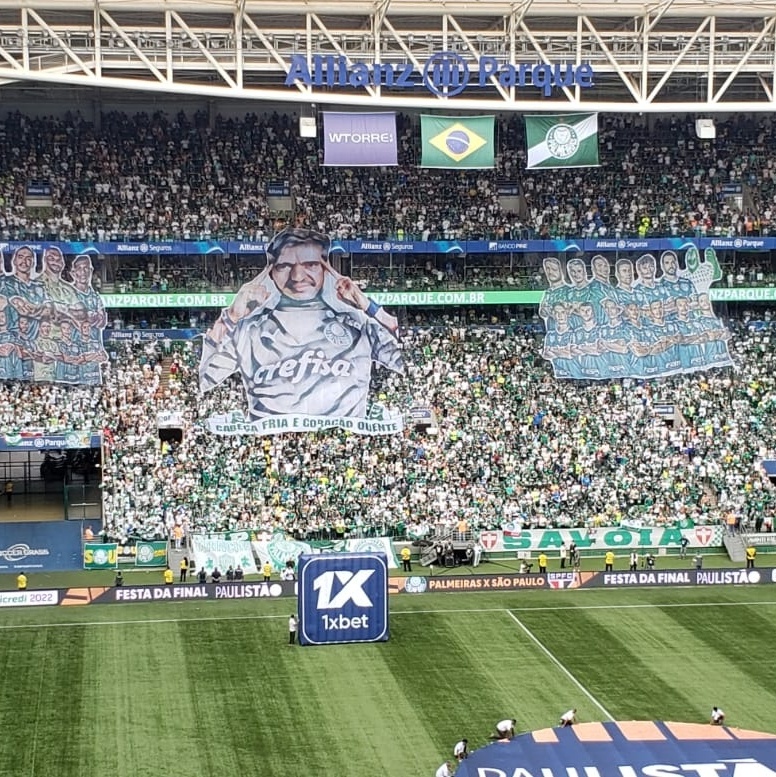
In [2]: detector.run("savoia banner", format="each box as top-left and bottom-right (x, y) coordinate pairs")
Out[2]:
(323, 112), (398, 166)
(477, 525), (725, 553)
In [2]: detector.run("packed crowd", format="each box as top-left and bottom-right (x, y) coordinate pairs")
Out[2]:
(2, 315), (775, 542)
(0, 110), (774, 242)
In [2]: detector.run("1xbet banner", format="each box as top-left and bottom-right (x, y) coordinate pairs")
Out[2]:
(297, 552), (389, 646)
(539, 246), (733, 380)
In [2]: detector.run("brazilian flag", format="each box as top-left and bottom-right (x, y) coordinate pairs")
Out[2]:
(420, 115), (495, 169)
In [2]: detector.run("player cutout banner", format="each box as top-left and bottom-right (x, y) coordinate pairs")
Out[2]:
(0, 246), (107, 385)
(539, 246), (733, 380)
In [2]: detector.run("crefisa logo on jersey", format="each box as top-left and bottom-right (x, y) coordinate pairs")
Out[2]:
(297, 552), (389, 645)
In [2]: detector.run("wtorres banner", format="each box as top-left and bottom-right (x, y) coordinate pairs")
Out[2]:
(476, 525), (725, 553)
(322, 112), (398, 167)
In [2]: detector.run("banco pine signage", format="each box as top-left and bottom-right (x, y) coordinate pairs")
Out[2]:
(285, 53), (594, 97)
(298, 552), (389, 646)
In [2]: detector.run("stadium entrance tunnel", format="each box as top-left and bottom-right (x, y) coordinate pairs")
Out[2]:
(455, 722), (776, 777)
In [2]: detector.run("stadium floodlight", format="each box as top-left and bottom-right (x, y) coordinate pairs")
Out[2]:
(299, 116), (317, 138)
(695, 118), (716, 139)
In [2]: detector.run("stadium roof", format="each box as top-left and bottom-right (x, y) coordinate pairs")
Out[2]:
(2, 1), (775, 16)
(0, 0), (773, 110)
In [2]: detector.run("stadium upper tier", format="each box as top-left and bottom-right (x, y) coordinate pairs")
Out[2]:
(0, 111), (771, 244)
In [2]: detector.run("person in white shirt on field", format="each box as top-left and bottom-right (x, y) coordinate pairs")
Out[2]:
(435, 761), (453, 777)
(495, 719), (516, 739)
(560, 708), (577, 727)
(710, 706), (725, 725)
(453, 738), (468, 761)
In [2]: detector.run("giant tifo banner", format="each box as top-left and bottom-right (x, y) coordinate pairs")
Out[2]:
(0, 247), (106, 385)
(199, 227), (404, 436)
(0, 521), (83, 571)
(477, 525), (725, 553)
(540, 246), (734, 380)
(322, 112), (398, 166)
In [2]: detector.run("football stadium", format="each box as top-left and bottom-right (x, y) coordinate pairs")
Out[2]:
(2, 0), (776, 775)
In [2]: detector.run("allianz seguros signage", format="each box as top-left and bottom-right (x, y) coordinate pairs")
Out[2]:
(285, 52), (595, 97)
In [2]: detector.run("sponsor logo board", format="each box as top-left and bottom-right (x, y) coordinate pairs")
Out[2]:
(298, 552), (389, 645)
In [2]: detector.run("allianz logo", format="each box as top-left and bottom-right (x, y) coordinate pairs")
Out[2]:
(359, 242), (390, 250)
(709, 238), (765, 249)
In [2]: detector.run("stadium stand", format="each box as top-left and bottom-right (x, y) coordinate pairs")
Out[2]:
(0, 110), (774, 544)
(0, 111), (772, 245)
(2, 320), (773, 543)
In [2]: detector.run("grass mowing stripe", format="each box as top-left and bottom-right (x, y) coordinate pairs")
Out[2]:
(512, 607), (701, 723)
(653, 604), (776, 731)
(0, 626), (87, 777)
(77, 620), (204, 777)
(179, 616), (440, 777)
(383, 612), (526, 759)
(504, 609), (615, 721)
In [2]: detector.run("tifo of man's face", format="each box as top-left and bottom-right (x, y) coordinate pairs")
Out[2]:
(617, 264), (633, 285)
(662, 254), (678, 275)
(72, 261), (93, 286)
(271, 242), (326, 301)
(13, 249), (34, 275)
(44, 250), (64, 274)
(544, 261), (563, 284)
(568, 263), (586, 285)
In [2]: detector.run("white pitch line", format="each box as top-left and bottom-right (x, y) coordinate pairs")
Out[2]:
(504, 608), (616, 721)
(0, 598), (775, 631)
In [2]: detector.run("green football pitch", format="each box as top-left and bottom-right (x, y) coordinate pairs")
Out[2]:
(1, 587), (774, 777)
